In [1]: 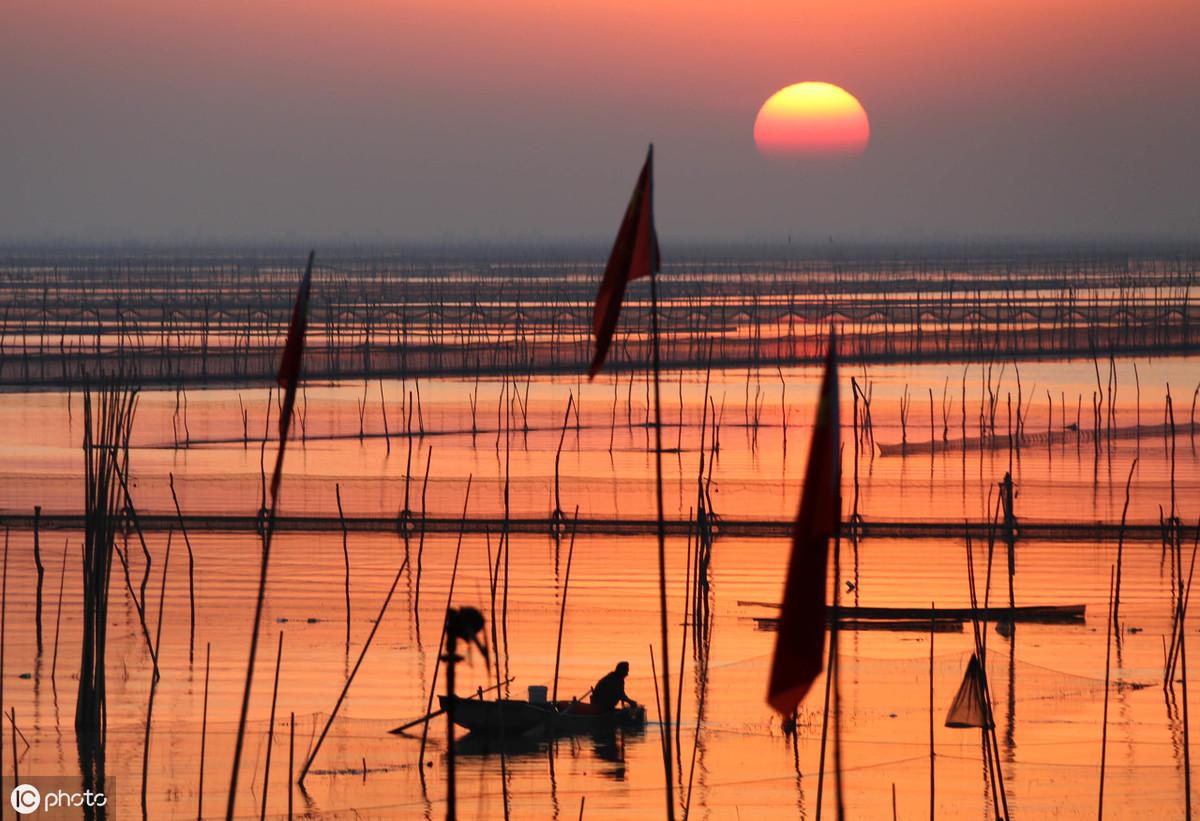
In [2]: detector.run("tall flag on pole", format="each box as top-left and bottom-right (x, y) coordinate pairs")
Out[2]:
(767, 329), (841, 715)
(270, 250), (315, 502)
(588, 145), (660, 378)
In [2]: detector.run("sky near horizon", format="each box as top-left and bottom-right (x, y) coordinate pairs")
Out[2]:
(2, 0), (1198, 244)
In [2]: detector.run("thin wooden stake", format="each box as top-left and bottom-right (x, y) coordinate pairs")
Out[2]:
(227, 251), (313, 821)
(142, 533), (171, 821)
(551, 509), (580, 703)
(418, 477), (472, 768)
(169, 473), (198, 665)
(2, 527), (9, 796)
(261, 632), (284, 821)
(9, 708), (16, 790)
(199, 643), (211, 821)
(815, 600), (836, 821)
(51, 538), (68, 682)
(33, 506), (44, 655)
(1114, 460), (1136, 627)
(287, 711), (295, 821)
(299, 553), (410, 784)
(930, 601), (935, 821)
(1098, 566), (1115, 820)
(336, 483), (351, 648)
(648, 250), (677, 821)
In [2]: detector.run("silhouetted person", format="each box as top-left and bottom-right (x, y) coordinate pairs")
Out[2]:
(590, 661), (638, 712)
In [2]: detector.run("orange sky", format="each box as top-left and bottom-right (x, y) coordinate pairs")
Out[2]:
(3, 0), (1198, 241)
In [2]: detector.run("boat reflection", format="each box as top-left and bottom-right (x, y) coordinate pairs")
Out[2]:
(453, 722), (646, 781)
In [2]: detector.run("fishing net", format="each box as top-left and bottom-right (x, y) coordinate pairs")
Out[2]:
(944, 653), (993, 729)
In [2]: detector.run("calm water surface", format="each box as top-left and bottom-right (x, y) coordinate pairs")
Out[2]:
(0, 358), (1197, 818)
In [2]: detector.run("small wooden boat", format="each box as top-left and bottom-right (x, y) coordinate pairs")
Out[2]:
(754, 616), (964, 633)
(437, 695), (645, 736)
(740, 601), (1086, 625)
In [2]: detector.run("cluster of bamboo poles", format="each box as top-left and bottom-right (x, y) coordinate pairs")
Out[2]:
(1, 244), (1198, 819)
(1, 250), (1196, 386)
(148, 346), (1200, 507)
(76, 382), (138, 797)
(4, 373), (1197, 820)
(1155, 389), (1197, 820)
(856, 358), (1200, 463)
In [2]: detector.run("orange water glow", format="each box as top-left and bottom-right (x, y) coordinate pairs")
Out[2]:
(754, 82), (870, 158)
(0, 362), (1199, 817)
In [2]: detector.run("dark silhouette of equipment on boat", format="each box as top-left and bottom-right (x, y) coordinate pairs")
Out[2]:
(591, 661), (640, 712)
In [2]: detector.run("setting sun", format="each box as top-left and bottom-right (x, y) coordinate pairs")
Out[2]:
(754, 81), (870, 158)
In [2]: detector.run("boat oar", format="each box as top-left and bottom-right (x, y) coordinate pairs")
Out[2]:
(388, 676), (513, 734)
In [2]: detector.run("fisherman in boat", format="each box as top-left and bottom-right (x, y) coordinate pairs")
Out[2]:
(590, 661), (639, 712)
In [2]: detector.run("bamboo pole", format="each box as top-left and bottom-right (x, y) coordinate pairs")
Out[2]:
(227, 251), (313, 821)
(299, 553), (411, 784)
(1114, 460), (1137, 627)
(815, 611), (835, 821)
(551, 509), (580, 703)
(51, 539), (68, 682)
(1, 527), (8, 806)
(1098, 566), (1114, 819)
(930, 601), (935, 821)
(33, 506), (44, 655)
(9, 709), (17, 790)
(168, 474), (197, 665)
(261, 632), (284, 821)
(415, 447), (433, 631)
(417, 478), (473, 767)
(648, 229), (677, 821)
(199, 643), (210, 821)
(141, 532), (171, 821)
(832, 533), (845, 820)
(1176, 524), (1195, 818)
(336, 483), (351, 648)
(287, 711), (295, 821)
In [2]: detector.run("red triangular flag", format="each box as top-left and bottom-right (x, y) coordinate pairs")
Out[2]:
(588, 145), (660, 378)
(269, 250), (314, 502)
(277, 251), (314, 392)
(767, 330), (841, 715)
